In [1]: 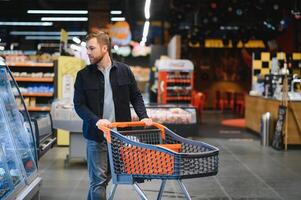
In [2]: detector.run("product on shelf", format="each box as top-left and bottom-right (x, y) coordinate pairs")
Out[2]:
(6, 54), (55, 112)
(11, 72), (54, 78)
(155, 59), (194, 104)
(2, 52), (55, 64)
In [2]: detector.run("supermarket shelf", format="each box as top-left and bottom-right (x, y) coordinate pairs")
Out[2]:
(14, 77), (54, 82)
(8, 62), (53, 67)
(21, 92), (53, 97)
(27, 106), (51, 112)
(167, 79), (191, 83)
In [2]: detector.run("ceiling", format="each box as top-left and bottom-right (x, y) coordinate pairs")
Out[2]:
(0, 0), (300, 51)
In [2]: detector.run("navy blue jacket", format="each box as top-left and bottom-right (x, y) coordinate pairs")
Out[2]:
(73, 61), (148, 142)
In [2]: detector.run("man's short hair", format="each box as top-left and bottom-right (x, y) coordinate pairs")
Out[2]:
(86, 32), (111, 53)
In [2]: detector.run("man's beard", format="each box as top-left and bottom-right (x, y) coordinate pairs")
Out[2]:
(90, 54), (104, 65)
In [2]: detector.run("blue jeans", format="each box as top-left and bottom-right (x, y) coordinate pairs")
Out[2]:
(86, 139), (111, 200)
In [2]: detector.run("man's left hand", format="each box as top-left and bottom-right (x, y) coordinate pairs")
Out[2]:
(141, 118), (153, 126)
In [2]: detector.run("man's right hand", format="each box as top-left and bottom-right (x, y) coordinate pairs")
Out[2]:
(96, 119), (112, 130)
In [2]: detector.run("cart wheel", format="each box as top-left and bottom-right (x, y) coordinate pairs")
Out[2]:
(64, 154), (70, 168)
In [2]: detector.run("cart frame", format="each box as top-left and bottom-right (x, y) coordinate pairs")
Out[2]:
(100, 122), (219, 200)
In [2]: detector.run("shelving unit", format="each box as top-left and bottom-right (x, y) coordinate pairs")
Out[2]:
(14, 77), (54, 82)
(156, 59), (194, 104)
(8, 62), (55, 113)
(7, 62), (54, 67)
(22, 93), (53, 97)
(27, 106), (51, 112)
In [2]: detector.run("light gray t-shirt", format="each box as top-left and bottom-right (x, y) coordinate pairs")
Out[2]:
(100, 66), (115, 122)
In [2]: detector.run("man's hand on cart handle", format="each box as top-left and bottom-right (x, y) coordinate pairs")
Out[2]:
(141, 118), (153, 126)
(96, 119), (112, 129)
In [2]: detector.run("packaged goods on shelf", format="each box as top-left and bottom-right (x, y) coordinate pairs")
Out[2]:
(7, 56), (55, 112)
(155, 59), (194, 104)
(3, 52), (56, 64)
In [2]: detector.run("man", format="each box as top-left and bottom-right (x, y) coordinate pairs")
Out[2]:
(73, 31), (152, 200)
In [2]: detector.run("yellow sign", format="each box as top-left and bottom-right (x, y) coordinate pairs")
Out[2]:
(60, 29), (68, 54)
(56, 56), (85, 145)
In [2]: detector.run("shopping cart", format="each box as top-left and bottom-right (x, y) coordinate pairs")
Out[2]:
(99, 122), (219, 200)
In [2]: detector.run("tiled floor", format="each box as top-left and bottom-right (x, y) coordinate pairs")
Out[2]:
(38, 111), (301, 200)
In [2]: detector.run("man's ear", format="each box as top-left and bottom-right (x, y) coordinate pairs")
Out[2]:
(103, 45), (108, 52)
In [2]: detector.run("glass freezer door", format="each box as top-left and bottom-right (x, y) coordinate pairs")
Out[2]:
(0, 64), (38, 183)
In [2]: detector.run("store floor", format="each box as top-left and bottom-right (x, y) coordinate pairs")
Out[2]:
(39, 111), (301, 200)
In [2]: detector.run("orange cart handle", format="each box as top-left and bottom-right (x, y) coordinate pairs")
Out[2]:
(98, 121), (166, 143)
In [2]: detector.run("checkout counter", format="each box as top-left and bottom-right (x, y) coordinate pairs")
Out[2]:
(50, 101), (85, 166)
(245, 95), (301, 145)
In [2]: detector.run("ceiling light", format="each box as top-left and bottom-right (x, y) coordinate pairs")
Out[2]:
(0, 46), (4, 51)
(70, 44), (80, 51)
(273, 4), (279, 10)
(72, 37), (81, 44)
(80, 42), (86, 47)
(41, 17), (88, 21)
(27, 10), (88, 14)
(142, 21), (150, 38)
(144, 0), (151, 19)
(110, 10), (122, 15)
(111, 17), (125, 22)
(10, 31), (87, 36)
(25, 36), (73, 40)
(0, 22), (53, 26)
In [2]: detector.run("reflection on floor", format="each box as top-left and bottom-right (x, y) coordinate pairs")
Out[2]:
(39, 111), (301, 200)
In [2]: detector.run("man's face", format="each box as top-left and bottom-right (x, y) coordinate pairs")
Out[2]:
(86, 38), (107, 65)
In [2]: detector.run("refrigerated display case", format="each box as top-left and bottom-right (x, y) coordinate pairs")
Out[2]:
(156, 59), (194, 104)
(131, 104), (198, 137)
(0, 58), (42, 199)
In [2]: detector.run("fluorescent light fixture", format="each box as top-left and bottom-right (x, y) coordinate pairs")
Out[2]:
(70, 44), (80, 51)
(144, 0), (151, 19)
(10, 43), (18, 50)
(10, 31), (87, 36)
(0, 22), (53, 26)
(142, 21), (150, 38)
(41, 17), (88, 21)
(0, 46), (4, 51)
(110, 10), (122, 15)
(25, 36), (73, 40)
(140, 37), (147, 46)
(72, 37), (81, 44)
(80, 41), (86, 47)
(111, 17), (125, 22)
(28, 10), (88, 14)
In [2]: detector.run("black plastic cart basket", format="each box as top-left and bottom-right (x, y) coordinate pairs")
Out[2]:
(99, 122), (219, 200)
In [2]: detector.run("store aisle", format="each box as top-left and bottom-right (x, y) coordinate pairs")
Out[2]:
(39, 140), (301, 199)
(38, 112), (301, 199)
